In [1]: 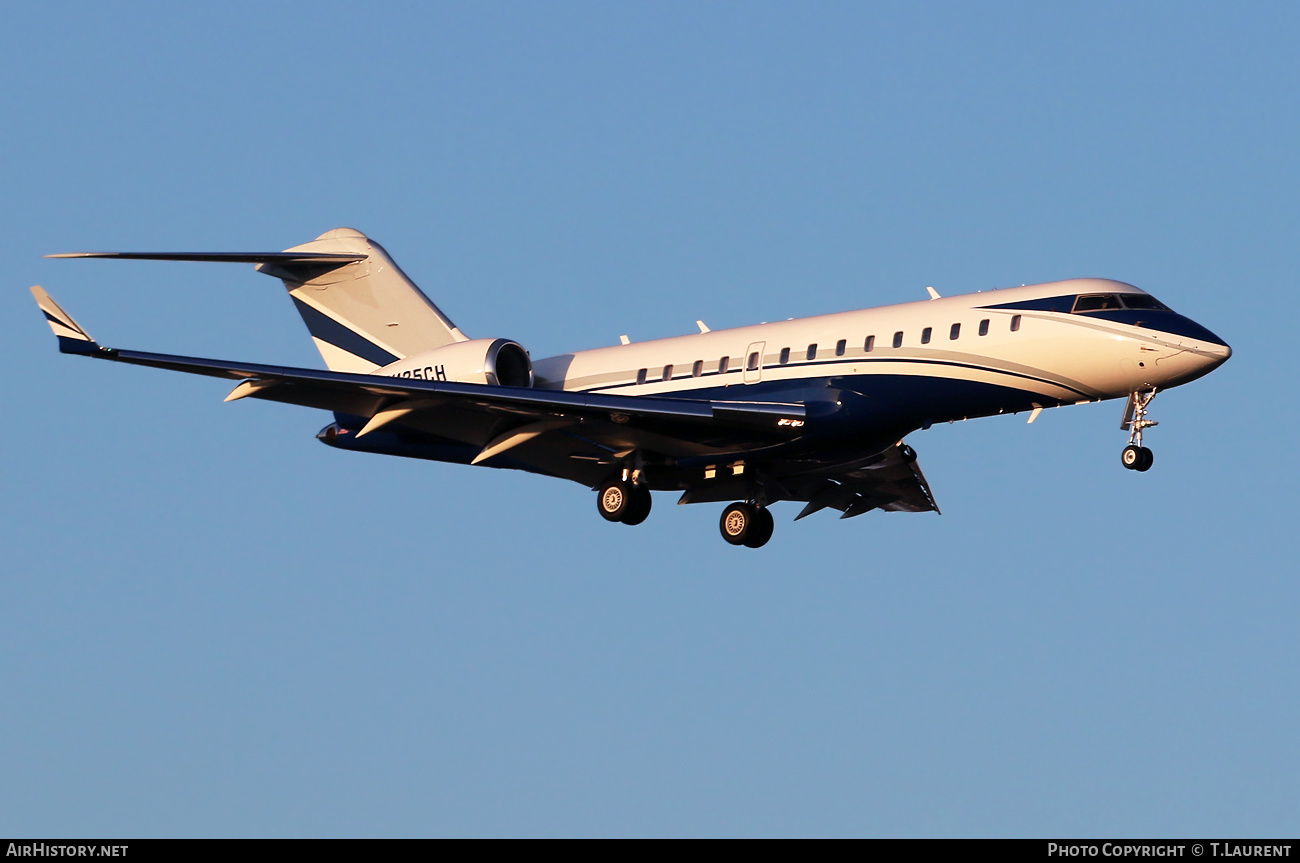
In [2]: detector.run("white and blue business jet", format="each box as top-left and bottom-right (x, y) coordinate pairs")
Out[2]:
(32, 228), (1231, 548)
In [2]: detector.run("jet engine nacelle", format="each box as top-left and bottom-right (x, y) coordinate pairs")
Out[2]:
(377, 338), (533, 387)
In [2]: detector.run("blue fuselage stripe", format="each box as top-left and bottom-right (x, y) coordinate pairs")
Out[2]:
(582, 355), (1093, 401)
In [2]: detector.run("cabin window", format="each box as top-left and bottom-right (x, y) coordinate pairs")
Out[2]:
(636, 368), (647, 385)
(978, 319), (990, 336)
(806, 344), (818, 361)
(1011, 315), (1022, 332)
(662, 364), (673, 381)
(719, 356), (729, 374)
(892, 331), (903, 348)
(864, 335), (875, 352)
(921, 327), (932, 345)
(692, 360), (703, 377)
(779, 347), (790, 364)
(950, 323), (961, 340)
(836, 339), (846, 356)
(747, 352), (760, 371)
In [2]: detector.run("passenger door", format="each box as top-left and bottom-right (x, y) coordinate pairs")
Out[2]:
(744, 341), (765, 384)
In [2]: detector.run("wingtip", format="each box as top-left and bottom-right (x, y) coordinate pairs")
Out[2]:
(31, 286), (99, 352)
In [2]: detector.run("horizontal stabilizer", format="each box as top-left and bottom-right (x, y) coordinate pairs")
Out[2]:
(44, 229), (468, 374)
(45, 250), (368, 288)
(30, 286), (99, 355)
(46, 251), (366, 264)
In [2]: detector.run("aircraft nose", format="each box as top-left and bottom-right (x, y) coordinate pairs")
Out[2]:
(1166, 313), (1231, 371)
(1181, 334), (1231, 383)
(1205, 339), (1232, 369)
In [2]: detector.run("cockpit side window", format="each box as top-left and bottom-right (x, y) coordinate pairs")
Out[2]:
(1120, 294), (1171, 311)
(1072, 294), (1123, 313)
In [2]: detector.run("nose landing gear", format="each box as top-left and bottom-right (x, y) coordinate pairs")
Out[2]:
(1120, 389), (1157, 472)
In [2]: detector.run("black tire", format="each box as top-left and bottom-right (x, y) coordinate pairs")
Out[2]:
(1135, 447), (1154, 472)
(742, 507), (774, 548)
(720, 502), (756, 546)
(1121, 445), (1142, 470)
(622, 485), (653, 525)
(597, 480), (633, 522)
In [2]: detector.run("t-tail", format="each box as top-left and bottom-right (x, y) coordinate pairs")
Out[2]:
(45, 227), (468, 373)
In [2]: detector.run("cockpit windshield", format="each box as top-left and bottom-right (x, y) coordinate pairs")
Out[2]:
(1119, 294), (1170, 311)
(1072, 293), (1171, 313)
(1072, 294), (1123, 312)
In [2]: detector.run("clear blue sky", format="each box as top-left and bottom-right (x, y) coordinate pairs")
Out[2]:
(2, 1), (1296, 837)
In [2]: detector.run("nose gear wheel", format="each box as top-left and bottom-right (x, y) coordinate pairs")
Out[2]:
(1121, 444), (1154, 472)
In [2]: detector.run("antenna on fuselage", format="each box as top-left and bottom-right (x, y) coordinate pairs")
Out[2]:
(926, 286), (941, 300)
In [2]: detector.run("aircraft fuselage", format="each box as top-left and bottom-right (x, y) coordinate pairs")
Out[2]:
(524, 278), (1229, 444)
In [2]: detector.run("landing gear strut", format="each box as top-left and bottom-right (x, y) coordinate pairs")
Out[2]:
(1120, 389), (1157, 472)
(597, 478), (652, 525)
(720, 502), (774, 548)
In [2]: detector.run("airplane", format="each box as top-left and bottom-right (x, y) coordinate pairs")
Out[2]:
(31, 227), (1231, 548)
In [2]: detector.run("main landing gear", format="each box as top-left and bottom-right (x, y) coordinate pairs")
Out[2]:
(597, 477), (652, 525)
(720, 501), (774, 548)
(1120, 389), (1157, 472)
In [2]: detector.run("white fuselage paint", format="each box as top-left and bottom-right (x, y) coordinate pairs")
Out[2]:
(530, 279), (1230, 420)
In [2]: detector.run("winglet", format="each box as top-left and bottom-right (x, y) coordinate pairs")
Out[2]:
(30, 286), (100, 355)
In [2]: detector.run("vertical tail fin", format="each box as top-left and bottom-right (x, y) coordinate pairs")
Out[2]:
(259, 228), (467, 373)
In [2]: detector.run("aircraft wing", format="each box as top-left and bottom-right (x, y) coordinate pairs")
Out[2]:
(31, 287), (807, 480)
(808, 450), (940, 517)
(677, 439), (940, 518)
(776, 446), (939, 519)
